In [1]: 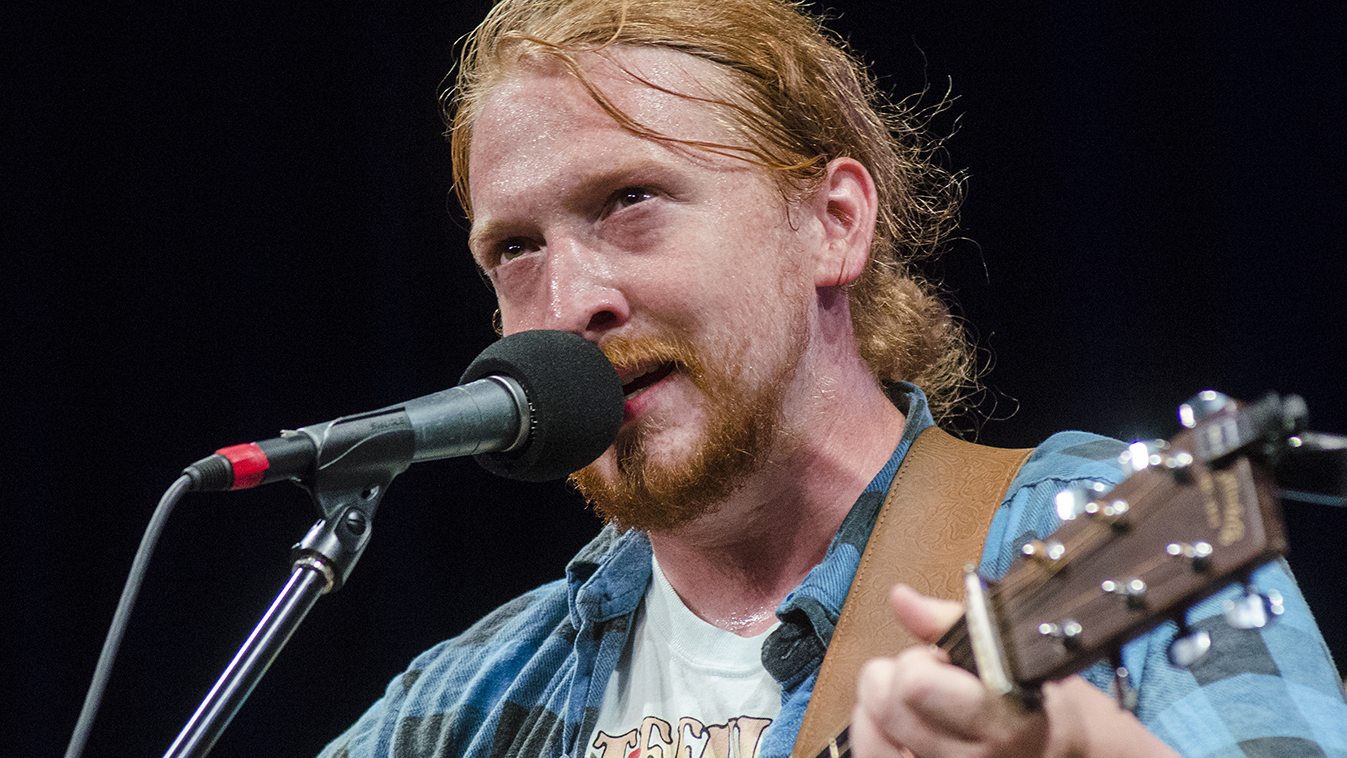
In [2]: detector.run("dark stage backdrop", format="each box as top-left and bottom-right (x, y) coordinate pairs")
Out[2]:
(7, 2), (1345, 756)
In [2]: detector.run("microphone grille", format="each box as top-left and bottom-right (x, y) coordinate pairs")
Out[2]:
(459, 330), (623, 482)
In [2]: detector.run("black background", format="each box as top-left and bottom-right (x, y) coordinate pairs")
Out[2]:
(6, 2), (1345, 756)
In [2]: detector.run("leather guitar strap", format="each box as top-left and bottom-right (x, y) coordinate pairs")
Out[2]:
(790, 425), (1035, 758)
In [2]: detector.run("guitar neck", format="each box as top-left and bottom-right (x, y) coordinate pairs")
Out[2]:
(803, 391), (1298, 758)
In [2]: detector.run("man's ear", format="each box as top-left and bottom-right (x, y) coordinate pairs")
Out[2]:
(813, 157), (878, 288)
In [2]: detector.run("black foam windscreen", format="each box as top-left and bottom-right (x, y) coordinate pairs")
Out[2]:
(459, 330), (623, 482)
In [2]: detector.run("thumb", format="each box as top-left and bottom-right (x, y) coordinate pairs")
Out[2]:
(889, 584), (964, 644)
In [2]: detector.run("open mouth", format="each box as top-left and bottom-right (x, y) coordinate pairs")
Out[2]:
(620, 362), (676, 400)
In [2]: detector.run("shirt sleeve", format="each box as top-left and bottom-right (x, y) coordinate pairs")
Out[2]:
(315, 582), (577, 758)
(1088, 559), (1347, 758)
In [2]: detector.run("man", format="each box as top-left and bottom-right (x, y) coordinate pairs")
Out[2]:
(320, 1), (1346, 756)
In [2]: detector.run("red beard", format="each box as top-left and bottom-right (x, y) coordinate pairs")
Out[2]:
(569, 329), (802, 533)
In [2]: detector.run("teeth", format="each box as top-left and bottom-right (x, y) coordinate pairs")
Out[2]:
(621, 366), (651, 386)
(621, 365), (660, 400)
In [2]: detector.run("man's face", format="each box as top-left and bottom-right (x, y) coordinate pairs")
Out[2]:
(467, 48), (824, 531)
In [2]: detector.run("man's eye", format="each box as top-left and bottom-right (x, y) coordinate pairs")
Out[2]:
(612, 187), (655, 209)
(498, 238), (534, 261)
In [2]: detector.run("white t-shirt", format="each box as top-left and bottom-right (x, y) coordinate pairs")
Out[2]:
(585, 557), (783, 758)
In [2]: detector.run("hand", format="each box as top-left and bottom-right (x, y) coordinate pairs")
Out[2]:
(848, 585), (1181, 758)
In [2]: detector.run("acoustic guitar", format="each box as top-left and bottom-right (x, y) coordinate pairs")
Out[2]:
(817, 390), (1305, 758)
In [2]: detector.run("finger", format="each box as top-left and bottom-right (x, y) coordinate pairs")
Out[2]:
(849, 695), (916, 758)
(1035, 675), (1180, 757)
(852, 658), (917, 758)
(856, 648), (982, 743)
(849, 715), (916, 758)
(894, 651), (997, 740)
(869, 646), (1042, 750)
(889, 584), (964, 643)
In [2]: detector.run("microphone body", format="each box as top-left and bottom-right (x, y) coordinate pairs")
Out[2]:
(184, 330), (623, 490)
(404, 375), (530, 463)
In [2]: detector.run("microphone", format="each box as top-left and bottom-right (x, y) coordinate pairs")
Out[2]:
(183, 330), (624, 490)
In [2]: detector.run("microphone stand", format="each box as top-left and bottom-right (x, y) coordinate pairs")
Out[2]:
(164, 418), (417, 758)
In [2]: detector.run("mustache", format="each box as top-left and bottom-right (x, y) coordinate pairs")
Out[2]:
(598, 333), (706, 385)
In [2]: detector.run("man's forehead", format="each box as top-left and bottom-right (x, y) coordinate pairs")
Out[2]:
(506, 44), (725, 97)
(477, 46), (732, 139)
(466, 46), (751, 207)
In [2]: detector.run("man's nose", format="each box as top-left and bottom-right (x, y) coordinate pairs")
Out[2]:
(541, 240), (629, 341)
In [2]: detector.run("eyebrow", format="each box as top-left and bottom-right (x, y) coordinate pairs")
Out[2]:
(466, 158), (684, 261)
(466, 223), (499, 263)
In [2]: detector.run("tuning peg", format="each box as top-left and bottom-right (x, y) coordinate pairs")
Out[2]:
(1052, 483), (1129, 526)
(1166, 541), (1214, 571)
(1109, 652), (1139, 712)
(1224, 586), (1285, 630)
(1022, 538), (1065, 561)
(1038, 619), (1084, 649)
(1280, 394), (1309, 435)
(1101, 577), (1147, 609)
(1179, 390), (1234, 429)
(1119, 439), (1196, 481)
(1168, 627), (1212, 668)
(1119, 439), (1167, 472)
(1054, 482), (1108, 521)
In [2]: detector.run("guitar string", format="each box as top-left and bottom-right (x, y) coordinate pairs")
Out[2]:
(993, 471), (1175, 607)
(941, 504), (1155, 657)
(996, 468), (1212, 631)
(936, 468), (1190, 667)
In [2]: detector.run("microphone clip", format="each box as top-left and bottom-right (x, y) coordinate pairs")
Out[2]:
(289, 408), (417, 592)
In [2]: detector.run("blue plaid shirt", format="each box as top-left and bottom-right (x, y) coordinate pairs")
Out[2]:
(319, 384), (1347, 758)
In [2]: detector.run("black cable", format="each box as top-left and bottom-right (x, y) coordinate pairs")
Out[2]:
(65, 474), (194, 758)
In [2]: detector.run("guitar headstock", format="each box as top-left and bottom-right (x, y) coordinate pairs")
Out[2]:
(988, 392), (1302, 687)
